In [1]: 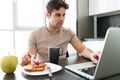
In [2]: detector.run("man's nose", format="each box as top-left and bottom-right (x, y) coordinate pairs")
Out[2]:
(60, 16), (65, 21)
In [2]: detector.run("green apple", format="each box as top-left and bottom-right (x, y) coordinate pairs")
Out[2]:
(0, 55), (18, 74)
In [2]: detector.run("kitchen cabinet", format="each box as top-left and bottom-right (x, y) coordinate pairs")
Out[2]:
(89, 0), (120, 17)
(89, 0), (120, 38)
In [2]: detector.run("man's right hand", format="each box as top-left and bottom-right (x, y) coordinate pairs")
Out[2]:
(20, 53), (31, 66)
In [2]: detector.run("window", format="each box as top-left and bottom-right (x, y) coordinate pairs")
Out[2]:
(16, 0), (46, 28)
(0, 0), (13, 58)
(0, 0), (13, 29)
(15, 0), (46, 58)
(63, 0), (77, 32)
(0, 31), (13, 58)
(0, 0), (77, 60)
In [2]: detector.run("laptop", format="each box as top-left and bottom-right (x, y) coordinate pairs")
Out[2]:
(65, 27), (120, 80)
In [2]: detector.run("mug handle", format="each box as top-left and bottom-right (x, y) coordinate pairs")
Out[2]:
(59, 47), (63, 56)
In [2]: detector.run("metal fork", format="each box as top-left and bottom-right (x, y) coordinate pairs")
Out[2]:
(47, 66), (53, 77)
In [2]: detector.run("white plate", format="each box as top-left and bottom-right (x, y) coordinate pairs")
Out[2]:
(22, 62), (62, 76)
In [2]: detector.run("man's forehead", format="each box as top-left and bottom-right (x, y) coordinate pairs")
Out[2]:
(52, 8), (66, 14)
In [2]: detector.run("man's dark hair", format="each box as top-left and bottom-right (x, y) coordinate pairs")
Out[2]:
(46, 0), (69, 15)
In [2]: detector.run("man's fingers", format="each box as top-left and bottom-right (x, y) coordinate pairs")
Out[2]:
(21, 54), (31, 66)
(96, 51), (100, 56)
(90, 52), (100, 64)
(90, 55), (98, 64)
(92, 58), (98, 64)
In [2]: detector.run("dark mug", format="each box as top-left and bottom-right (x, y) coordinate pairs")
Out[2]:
(48, 46), (63, 64)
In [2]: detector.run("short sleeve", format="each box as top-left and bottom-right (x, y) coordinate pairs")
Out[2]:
(69, 29), (79, 43)
(28, 32), (37, 50)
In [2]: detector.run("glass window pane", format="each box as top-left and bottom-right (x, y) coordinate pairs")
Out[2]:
(0, 0), (13, 29)
(0, 31), (13, 58)
(15, 31), (32, 58)
(64, 0), (77, 54)
(63, 0), (77, 33)
(17, 0), (45, 27)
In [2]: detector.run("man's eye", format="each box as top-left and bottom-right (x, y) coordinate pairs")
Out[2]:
(56, 14), (61, 17)
(63, 14), (66, 17)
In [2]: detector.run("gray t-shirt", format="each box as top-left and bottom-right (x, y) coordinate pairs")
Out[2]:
(28, 26), (79, 61)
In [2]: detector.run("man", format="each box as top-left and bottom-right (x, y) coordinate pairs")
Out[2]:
(21, 0), (100, 66)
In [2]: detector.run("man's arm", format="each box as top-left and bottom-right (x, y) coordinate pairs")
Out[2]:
(71, 40), (100, 63)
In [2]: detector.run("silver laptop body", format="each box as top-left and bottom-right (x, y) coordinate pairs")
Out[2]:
(65, 27), (120, 80)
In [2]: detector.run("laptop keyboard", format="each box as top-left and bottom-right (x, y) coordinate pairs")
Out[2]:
(78, 66), (96, 76)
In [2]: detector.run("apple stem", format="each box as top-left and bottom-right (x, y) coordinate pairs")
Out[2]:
(8, 51), (10, 55)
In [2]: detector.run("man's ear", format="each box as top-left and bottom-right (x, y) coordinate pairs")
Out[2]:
(46, 11), (50, 19)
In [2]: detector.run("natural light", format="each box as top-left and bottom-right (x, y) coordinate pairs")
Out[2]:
(0, 0), (77, 62)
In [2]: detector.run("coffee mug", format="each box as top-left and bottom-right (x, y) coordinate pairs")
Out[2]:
(48, 46), (63, 64)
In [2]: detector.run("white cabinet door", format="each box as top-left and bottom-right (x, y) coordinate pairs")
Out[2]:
(89, 0), (118, 16)
(89, 0), (106, 16)
(106, 0), (117, 12)
(116, 0), (120, 10)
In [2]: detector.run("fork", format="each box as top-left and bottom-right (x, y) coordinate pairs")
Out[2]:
(47, 66), (53, 77)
